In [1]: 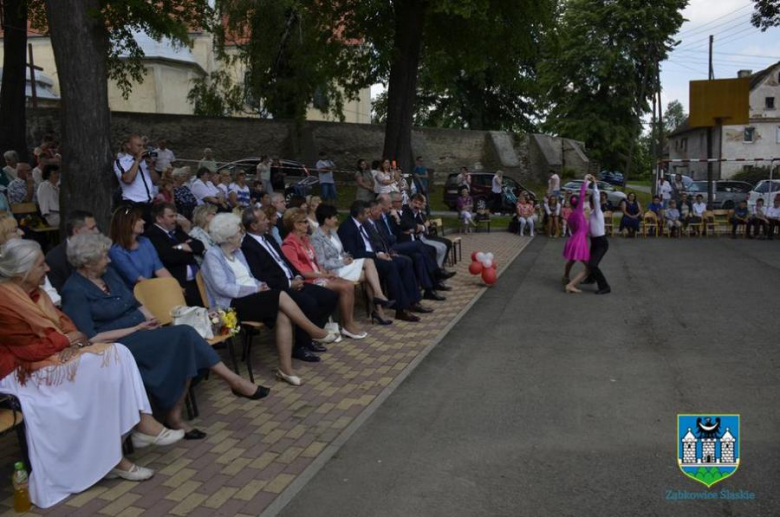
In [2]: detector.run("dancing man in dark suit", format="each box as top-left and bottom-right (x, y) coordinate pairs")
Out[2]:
(241, 207), (339, 362)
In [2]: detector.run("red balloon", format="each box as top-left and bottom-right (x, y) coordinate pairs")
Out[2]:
(471, 251), (480, 262)
(481, 266), (497, 285)
(468, 260), (483, 275)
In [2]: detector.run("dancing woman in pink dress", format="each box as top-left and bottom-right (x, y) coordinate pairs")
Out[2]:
(562, 176), (593, 293)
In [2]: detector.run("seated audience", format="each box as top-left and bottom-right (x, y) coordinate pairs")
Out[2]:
(400, 194), (452, 268)
(36, 164), (60, 227)
(515, 192), (537, 237)
(263, 204), (284, 245)
(46, 210), (99, 292)
(457, 188), (476, 231)
(748, 198), (768, 239)
(599, 191), (613, 213)
(61, 233), (266, 437)
(306, 195), (322, 231)
(0, 213), (60, 304)
(730, 200), (749, 238)
(679, 193), (693, 227)
(0, 239), (182, 506)
(767, 194), (780, 240)
(188, 204), (218, 264)
(242, 207), (340, 362)
(0, 191), (8, 212)
(282, 208), (368, 339)
(619, 192), (642, 238)
(310, 203), (394, 323)
(202, 213), (339, 384)
(271, 193), (288, 239)
(690, 194), (707, 235)
(216, 170), (233, 201)
(190, 167), (228, 211)
(2, 149), (18, 182)
(229, 171), (252, 208)
(544, 195), (561, 237)
(172, 167), (198, 220)
(647, 195), (663, 216)
(663, 200), (682, 237)
(7, 162), (34, 204)
(155, 177), (175, 205)
(144, 203), (204, 306)
(250, 180), (266, 205)
(108, 205), (173, 290)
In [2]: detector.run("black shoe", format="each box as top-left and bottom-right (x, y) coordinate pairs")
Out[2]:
(304, 341), (328, 353)
(373, 297), (396, 309)
(371, 311), (392, 325)
(292, 347), (321, 362)
(434, 283), (452, 291)
(595, 287), (612, 295)
(438, 270), (456, 280)
(423, 290), (446, 301)
(580, 276), (596, 285)
(395, 310), (421, 322)
(410, 303), (434, 313)
(183, 429), (207, 440)
(232, 385), (271, 400)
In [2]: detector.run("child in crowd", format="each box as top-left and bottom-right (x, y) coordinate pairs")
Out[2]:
(648, 196), (663, 216)
(664, 200), (682, 237)
(456, 188), (476, 232)
(561, 198), (573, 237)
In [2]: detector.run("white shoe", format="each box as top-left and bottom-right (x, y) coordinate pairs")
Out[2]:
(105, 464), (155, 481)
(530, 231), (535, 237)
(317, 330), (341, 344)
(276, 369), (302, 386)
(341, 329), (368, 340)
(131, 427), (185, 449)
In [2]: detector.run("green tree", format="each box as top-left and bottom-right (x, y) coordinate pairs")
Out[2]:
(751, 0), (780, 30)
(539, 0), (687, 174)
(664, 100), (687, 135)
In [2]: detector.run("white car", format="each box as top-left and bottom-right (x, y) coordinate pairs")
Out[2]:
(747, 179), (780, 209)
(562, 180), (627, 209)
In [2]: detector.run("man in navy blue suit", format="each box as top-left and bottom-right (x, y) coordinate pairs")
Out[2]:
(338, 200), (423, 322)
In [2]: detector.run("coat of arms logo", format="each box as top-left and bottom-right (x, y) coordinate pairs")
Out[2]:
(677, 414), (740, 488)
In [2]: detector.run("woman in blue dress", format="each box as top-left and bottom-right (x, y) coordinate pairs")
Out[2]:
(108, 205), (173, 290)
(619, 192), (642, 238)
(61, 233), (268, 439)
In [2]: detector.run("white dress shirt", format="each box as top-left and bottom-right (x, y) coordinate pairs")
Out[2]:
(589, 183), (605, 237)
(353, 218), (374, 253)
(113, 153), (154, 203)
(692, 202), (707, 217)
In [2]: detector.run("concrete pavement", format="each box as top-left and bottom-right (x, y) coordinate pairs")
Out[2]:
(279, 237), (780, 517)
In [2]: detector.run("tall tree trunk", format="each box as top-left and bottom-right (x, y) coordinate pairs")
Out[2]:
(44, 0), (114, 231)
(0, 0), (29, 161)
(382, 0), (426, 176)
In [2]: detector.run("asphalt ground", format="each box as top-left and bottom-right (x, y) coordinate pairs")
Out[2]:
(278, 237), (780, 517)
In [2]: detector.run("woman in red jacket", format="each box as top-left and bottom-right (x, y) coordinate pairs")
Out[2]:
(281, 208), (367, 339)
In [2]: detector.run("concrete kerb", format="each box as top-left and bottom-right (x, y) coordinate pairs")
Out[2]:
(259, 236), (533, 517)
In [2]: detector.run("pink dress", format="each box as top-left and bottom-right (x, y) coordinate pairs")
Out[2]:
(562, 181), (590, 262)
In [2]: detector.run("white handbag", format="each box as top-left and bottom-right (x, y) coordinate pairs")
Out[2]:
(170, 305), (214, 339)
(324, 317), (340, 335)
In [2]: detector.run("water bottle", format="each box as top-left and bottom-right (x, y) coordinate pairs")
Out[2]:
(12, 461), (31, 513)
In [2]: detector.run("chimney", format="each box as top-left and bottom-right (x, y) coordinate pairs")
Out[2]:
(737, 69), (752, 78)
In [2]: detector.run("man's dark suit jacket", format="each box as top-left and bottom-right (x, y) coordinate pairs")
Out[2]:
(364, 219), (392, 254)
(144, 224), (204, 288)
(241, 233), (300, 290)
(45, 241), (73, 292)
(337, 218), (376, 259)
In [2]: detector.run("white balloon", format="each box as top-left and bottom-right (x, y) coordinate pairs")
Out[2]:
(476, 252), (486, 262)
(482, 259), (493, 269)
(486, 252), (494, 261)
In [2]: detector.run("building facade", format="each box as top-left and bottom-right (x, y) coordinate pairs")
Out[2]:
(667, 62), (780, 179)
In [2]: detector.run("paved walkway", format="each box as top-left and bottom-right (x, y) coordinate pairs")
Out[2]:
(279, 237), (780, 517)
(0, 231), (531, 516)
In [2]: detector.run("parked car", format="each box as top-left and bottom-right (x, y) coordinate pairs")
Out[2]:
(561, 180), (627, 209)
(598, 170), (625, 186)
(216, 158), (315, 202)
(664, 173), (694, 190)
(443, 172), (536, 212)
(684, 180), (753, 209)
(747, 179), (780, 208)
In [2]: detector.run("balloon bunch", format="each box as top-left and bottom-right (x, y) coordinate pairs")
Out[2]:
(469, 251), (497, 285)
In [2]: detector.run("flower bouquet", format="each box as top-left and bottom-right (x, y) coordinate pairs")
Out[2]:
(210, 308), (241, 337)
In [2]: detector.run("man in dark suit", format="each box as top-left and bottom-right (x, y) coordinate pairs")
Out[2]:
(338, 200), (423, 322)
(144, 203), (204, 306)
(45, 210), (99, 292)
(241, 207), (338, 362)
(400, 193), (453, 268)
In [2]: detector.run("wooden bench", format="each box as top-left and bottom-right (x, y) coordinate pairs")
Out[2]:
(430, 218), (461, 266)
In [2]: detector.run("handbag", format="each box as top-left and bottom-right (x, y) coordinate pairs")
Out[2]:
(324, 317), (340, 335)
(170, 305), (214, 339)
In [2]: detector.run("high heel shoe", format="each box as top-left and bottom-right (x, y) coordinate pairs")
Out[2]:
(232, 385), (271, 400)
(373, 297), (396, 309)
(564, 285), (582, 294)
(276, 370), (302, 386)
(342, 328), (368, 339)
(370, 311), (392, 325)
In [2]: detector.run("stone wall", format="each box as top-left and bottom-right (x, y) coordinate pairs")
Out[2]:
(25, 109), (589, 184)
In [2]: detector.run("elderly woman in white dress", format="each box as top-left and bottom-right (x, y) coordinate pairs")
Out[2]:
(309, 203), (394, 322)
(0, 239), (184, 509)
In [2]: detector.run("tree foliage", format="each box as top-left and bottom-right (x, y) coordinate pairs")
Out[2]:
(187, 70), (246, 117)
(664, 99), (686, 135)
(751, 0), (780, 30)
(539, 0), (687, 171)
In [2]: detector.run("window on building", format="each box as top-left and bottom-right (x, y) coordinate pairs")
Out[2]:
(777, 126), (780, 144)
(767, 97), (776, 109)
(744, 127), (755, 142)
(681, 137), (688, 151)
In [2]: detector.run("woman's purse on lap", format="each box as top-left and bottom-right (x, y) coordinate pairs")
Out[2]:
(170, 305), (214, 339)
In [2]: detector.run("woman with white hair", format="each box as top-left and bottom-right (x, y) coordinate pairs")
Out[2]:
(201, 213), (339, 386)
(3, 149), (19, 183)
(61, 233), (269, 438)
(0, 239), (182, 507)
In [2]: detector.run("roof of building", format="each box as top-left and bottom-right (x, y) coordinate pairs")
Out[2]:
(668, 61), (780, 138)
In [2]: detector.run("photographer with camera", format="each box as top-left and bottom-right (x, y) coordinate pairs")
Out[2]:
(113, 134), (161, 223)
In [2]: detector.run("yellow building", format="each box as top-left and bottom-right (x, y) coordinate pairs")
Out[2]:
(0, 29), (372, 123)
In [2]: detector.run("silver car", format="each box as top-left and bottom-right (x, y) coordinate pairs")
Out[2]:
(684, 181), (752, 209)
(562, 180), (627, 209)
